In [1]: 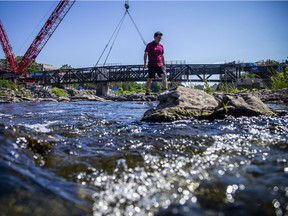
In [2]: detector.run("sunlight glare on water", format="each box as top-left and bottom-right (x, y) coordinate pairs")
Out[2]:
(0, 101), (287, 215)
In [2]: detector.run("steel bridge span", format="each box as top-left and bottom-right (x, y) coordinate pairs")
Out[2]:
(29, 63), (242, 86)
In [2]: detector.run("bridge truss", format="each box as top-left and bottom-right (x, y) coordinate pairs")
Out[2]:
(26, 63), (241, 86)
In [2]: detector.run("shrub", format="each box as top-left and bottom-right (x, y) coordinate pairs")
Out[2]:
(240, 88), (249, 93)
(230, 86), (240, 93)
(23, 93), (34, 98)
(0, 92), (9, 96)
(117, 87), (145, 95)
(204, 81), (215, 93)
(52, 87), (69, 97)
(218, 83), (240, 93)
(271, 67), (288, 89)
(0, 79), (20, 90)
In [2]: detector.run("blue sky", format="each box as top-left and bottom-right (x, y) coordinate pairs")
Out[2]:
(0, 1), (287, 68)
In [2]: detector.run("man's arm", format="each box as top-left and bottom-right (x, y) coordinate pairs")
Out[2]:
(162, 54), (166, 67)
(144, 52), (148, 68)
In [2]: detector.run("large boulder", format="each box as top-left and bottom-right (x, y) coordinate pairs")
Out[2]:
(142, 87), (274, 122)
(142, 87), (219, 122)
(211, 93), (273, 119)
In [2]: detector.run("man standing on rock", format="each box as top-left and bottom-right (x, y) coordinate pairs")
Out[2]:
(144, 31), (168, 96)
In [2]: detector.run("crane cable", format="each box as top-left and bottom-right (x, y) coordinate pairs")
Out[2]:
(127, 11), (147, 47)
(95, 11), (127, 67)
(16, 1), (58, 56)
(103, 12), (126, 66)
(95, 1), (147, 67)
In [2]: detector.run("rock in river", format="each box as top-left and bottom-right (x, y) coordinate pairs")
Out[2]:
(142, 86), (273, 122)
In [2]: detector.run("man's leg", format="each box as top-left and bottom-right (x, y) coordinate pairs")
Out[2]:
(161, 73), (168, 90)
(146, 78), (153, 94)
(146, 66), (155, 95)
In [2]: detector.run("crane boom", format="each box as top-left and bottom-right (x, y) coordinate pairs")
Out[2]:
(0, 21), (18, 72)
(18, 0), (75, 73)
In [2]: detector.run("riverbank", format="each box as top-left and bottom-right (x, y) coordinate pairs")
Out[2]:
(1, 87), (288, 104)
(0, 87), (159, 103)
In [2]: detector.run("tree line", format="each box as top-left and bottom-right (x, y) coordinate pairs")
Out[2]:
(0, 57), (72, 73)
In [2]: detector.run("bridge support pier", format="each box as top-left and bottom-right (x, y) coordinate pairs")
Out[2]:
(96, 82), (109, 97)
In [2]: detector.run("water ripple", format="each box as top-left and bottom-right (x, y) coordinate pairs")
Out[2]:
(0, 101), (287, 215)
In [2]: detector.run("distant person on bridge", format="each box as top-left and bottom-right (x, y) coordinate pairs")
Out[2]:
(144, 31), (168, 96)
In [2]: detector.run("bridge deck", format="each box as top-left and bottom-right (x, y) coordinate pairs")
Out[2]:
(1, 63), (278, 86)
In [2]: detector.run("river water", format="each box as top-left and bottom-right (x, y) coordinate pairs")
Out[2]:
(0, 101), (287, 216)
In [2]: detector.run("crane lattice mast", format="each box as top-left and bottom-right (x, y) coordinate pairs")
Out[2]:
(0, 21), (18, 72)
(0, 0), (75, 73)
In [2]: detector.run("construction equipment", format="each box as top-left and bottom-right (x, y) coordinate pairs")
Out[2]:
(95, 0), (146, 67)
(0, 21), (18, 72)
(0, 0), (75, 74)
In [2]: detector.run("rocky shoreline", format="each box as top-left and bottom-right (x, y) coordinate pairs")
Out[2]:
(252, 88), (288, 103)
(1, 87), (288, 103)
(1, 87), (288, 120)
(0, 87), (159, 103)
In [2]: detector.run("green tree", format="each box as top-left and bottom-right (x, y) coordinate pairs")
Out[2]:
(60, 64), (72, 69)
(116, 82), (145, 95)
(26, 61), (41, 73)
(122, 82), (145, 92)
(264, 59), (279, 65)
(15, 56), (40, 73)
(0, 58), (9, 68)
(0, 56), (40, 73)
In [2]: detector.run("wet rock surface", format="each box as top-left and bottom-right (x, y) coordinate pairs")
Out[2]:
(212, 92), (273, 118)
(143, 86), (274, 122)
(253, 88), (288, 103)
(70, 95), (105, 102)
(105, 93), (158, 101)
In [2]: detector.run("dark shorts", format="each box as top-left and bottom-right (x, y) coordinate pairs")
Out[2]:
(148, 65), (166, 79)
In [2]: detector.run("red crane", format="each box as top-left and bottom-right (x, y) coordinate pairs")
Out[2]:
(0, 0), (75, 74)
(0, 21), (18, 72)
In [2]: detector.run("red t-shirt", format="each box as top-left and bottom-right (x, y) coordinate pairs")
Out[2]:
(145, 41), (164, 67)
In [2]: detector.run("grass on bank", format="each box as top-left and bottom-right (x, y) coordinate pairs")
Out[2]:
(117, 87), (145, 95)
(0, 79), (22, 90)
(0, 79), (34, 97)
(52, 87), (70, 97)
(204, 81), (252, 94)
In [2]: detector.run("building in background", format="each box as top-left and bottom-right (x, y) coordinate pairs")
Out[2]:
(40, 64), (60, 71)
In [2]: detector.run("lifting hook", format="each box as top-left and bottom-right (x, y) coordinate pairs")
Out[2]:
(124, 0), (129, 11)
